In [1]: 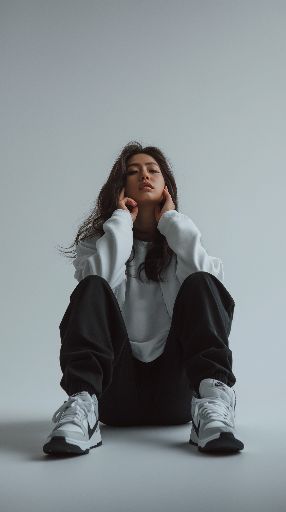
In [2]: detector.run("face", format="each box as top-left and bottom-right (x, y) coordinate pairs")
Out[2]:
(124, 153), (165, 204)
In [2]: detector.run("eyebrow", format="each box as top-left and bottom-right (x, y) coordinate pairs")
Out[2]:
(127, 162), (159, 168)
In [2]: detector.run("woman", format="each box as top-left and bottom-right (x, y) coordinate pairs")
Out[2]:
(43, 141), (244, 456)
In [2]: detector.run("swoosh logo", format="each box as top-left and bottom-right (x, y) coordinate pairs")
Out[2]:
(191, 413), (200, 437)
(87, 418), (99, 439)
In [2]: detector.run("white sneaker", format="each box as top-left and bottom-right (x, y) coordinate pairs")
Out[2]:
(189, 378), (244, 452)
(43, 391), (102, 455)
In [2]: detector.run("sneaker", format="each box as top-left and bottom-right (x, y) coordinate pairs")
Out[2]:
(189, 378), (244, 453)
(43, 391), (102, 455)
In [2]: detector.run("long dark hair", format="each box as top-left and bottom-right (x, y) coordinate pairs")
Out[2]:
(57, 140), (179, 282)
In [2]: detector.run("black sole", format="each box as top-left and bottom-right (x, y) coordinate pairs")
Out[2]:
(189, 432), (244, 452)
(43, 436), (103, 456)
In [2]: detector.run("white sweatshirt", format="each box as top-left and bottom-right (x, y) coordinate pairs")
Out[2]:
(72, 208), (224, 362)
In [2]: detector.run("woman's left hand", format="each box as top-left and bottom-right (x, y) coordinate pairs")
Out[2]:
(154, 185), (176, 223)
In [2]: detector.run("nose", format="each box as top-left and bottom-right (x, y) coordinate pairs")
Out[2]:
(140, 171), (151, 181)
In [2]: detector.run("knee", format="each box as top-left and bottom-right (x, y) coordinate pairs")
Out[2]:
(181, 271), (210, 288)
(181, 271), (235, 310)
(75, 274), (105, 290)
(81, 274), (106, 285)
(81, 274), (112, 292)
(176, 271), (219, 300)
(70, 274), (109, 299)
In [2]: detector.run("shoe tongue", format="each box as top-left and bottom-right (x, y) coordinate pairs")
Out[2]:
(199, 379), (231, 403)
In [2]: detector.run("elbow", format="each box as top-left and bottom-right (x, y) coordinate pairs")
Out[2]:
(216, 259), (224, 282)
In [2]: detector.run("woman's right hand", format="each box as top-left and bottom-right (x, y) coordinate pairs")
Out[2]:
(117, 187), (138, 223)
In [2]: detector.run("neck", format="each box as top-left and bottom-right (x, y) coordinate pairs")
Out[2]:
(133, 228), (156, 241)
(133, 208), (158, 241)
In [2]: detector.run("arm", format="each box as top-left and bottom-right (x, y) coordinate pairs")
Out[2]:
(72, 208), (134, 290)
(157, 210), (224, 284)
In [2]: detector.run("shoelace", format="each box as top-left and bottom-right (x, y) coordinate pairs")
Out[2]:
(52, 395), (93, 428)
(196, 397), (235, 427)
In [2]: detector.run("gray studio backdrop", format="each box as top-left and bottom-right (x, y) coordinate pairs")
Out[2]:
(1, 0), (285, 421)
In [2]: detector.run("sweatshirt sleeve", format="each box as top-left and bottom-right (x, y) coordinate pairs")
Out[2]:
(72, 208), (134, 290)
(157, 210), (224, 284)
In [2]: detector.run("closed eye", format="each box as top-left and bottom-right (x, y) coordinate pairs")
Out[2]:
(127, 170), (159, 174)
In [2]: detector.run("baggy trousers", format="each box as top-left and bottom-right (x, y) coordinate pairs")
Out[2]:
(59, 271), (236, 426)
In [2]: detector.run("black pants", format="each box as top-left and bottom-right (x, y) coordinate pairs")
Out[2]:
(59, 271), (236, 426)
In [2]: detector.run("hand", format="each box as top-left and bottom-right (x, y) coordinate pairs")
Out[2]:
(154, 185), (176, 223)
(117, 187), (138, 223)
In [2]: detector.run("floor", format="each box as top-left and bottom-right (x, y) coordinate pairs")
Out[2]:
(1, 395), (285, 512)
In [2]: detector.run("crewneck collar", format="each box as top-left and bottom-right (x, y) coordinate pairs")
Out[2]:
(133, 237), (153, 245)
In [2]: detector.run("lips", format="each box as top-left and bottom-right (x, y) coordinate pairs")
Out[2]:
(139, 183), (153, 190)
